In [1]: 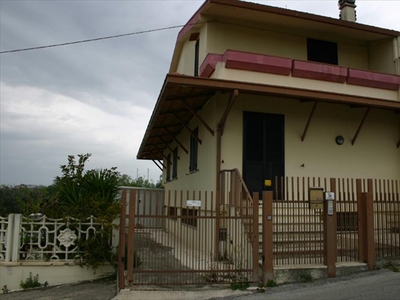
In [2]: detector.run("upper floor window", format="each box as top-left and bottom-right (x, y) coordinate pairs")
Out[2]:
(166, 153), (171, 182)
(307, 38), (338, 65)
(194, 39), (199, 77)
(172, 147), (178, 180)
(189, 128), (198, 173)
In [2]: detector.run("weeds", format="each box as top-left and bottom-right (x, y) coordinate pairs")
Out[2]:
(266, 279), (277, 287)
(2, 285), (9, 294)
(383, 260), (400, 273)
(298, 270), (313, 282)
(20, 272), (47, 289)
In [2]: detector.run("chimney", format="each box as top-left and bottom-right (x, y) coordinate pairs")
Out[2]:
(339, 0), (357, 22)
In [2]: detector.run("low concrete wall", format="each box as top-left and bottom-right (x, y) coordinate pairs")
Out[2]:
(273, 262), (368, 284)
(0, 262), (114, 293)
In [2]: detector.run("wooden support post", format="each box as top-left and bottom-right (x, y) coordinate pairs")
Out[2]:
(118, 189), (127, 291)
(262, 191), (273, 285)
(361, 191), (375, 270)
(127, 190), (136, 283)
(252, 192), (260, 283)
(324, 179), (337, 278)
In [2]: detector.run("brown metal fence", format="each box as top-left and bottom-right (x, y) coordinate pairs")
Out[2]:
(371, 179), (400, 258)
(272, 177), (326, 265)
(117, 177), (400, 288)
(118, 187), (258, 288)
(271, 177), (362, 265)
(271, 177), (400, 265)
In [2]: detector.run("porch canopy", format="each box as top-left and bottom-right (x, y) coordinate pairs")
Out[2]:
(137, 73), (400, 161)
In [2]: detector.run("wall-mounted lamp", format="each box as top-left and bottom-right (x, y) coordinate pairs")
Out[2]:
(335, 135), (345, 145)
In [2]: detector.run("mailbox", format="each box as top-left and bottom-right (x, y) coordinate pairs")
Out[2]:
(309, 187), (324, 209)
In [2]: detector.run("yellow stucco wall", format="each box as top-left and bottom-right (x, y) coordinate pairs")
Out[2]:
(174, 22), (398, 76)
(212, 63), (399, 102)
(206, 22), (306, 61)
(163, 90), (399, 198)
(221, 94), (400, 180)
(163, 96), (218, 203)
(369, 38), (397, 74)
(176, 25), (208, 76)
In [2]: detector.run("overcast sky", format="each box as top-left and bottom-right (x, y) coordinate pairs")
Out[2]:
(1, 0), (399, 186)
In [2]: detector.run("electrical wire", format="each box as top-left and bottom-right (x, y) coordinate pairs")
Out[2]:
(0, 24), (188, 54)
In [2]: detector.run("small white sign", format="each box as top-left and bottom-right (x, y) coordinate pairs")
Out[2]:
(187, 200), (201, 207)
(325, 192), (335, 200)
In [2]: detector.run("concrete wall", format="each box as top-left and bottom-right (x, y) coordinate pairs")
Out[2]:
(0, 262), (113, 293)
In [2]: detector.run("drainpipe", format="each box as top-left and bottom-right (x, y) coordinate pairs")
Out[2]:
(214, 90), (239, 259)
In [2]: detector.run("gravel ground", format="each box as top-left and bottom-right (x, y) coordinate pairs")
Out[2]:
(0, 277), (117, 300)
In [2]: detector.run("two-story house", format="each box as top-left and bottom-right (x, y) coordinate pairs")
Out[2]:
(125, 0), (400, 285)
(138, 0), (400, 198)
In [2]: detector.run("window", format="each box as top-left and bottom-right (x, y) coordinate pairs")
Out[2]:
(189, 128), (198, 173)
(307, 38), (338, 65)
(194, 39), (199, 76)
(168, 207), (177, 220)
(181, 208), (198, 227)
(166, 153), (171, 182)
(172, 147), (178, 180)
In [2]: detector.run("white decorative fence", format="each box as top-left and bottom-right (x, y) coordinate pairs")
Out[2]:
(0, 214), (108, 263)
(0, 215), (9, 261)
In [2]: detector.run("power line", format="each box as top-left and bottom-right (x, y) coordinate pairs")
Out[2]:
(0, 24), (187, 54)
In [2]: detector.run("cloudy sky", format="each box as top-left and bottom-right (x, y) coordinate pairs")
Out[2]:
(1, 0), (399, 186)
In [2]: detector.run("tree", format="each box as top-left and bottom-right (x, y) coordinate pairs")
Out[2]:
(44, 153), (120, 221)
(117, 174), (163, 188)
(0, 185), (54, 216)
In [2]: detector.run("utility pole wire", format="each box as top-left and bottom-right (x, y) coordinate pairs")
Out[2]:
(0, 23), (190, 54)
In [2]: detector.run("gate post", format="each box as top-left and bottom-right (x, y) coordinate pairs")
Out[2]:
(11, 214), (21, 262)
(252, 192), (259, 283)
(262, 191), (273, 285)
(118, 189), (127, 291)
(361, 190), (375, 270)
(127, 190), (136, 284)
(5, 214), (14, 262)
(324, 179), (337, 278)
(356, 179), (364, 262)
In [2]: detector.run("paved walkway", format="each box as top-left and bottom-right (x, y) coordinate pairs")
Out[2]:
(113, 285), (251, 300)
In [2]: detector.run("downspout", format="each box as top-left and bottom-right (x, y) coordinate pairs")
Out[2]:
(215, 89), (239, 258)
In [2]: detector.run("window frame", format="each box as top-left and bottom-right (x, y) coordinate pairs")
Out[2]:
(181, 208), (198, 228)
(194, 39), (199, 77)
(307, 38), (338, 65)
(172, 147), (178, 180)
(189, 128), (199, 173)
(166, 153), (171, 182)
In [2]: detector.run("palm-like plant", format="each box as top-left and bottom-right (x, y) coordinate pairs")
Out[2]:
(49, 154), (120, 220)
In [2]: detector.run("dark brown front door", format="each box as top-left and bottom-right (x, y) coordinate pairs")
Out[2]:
(243, 111), (285, 199)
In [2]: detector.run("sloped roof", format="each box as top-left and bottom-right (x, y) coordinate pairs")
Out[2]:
(137, 73), (400, 160)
